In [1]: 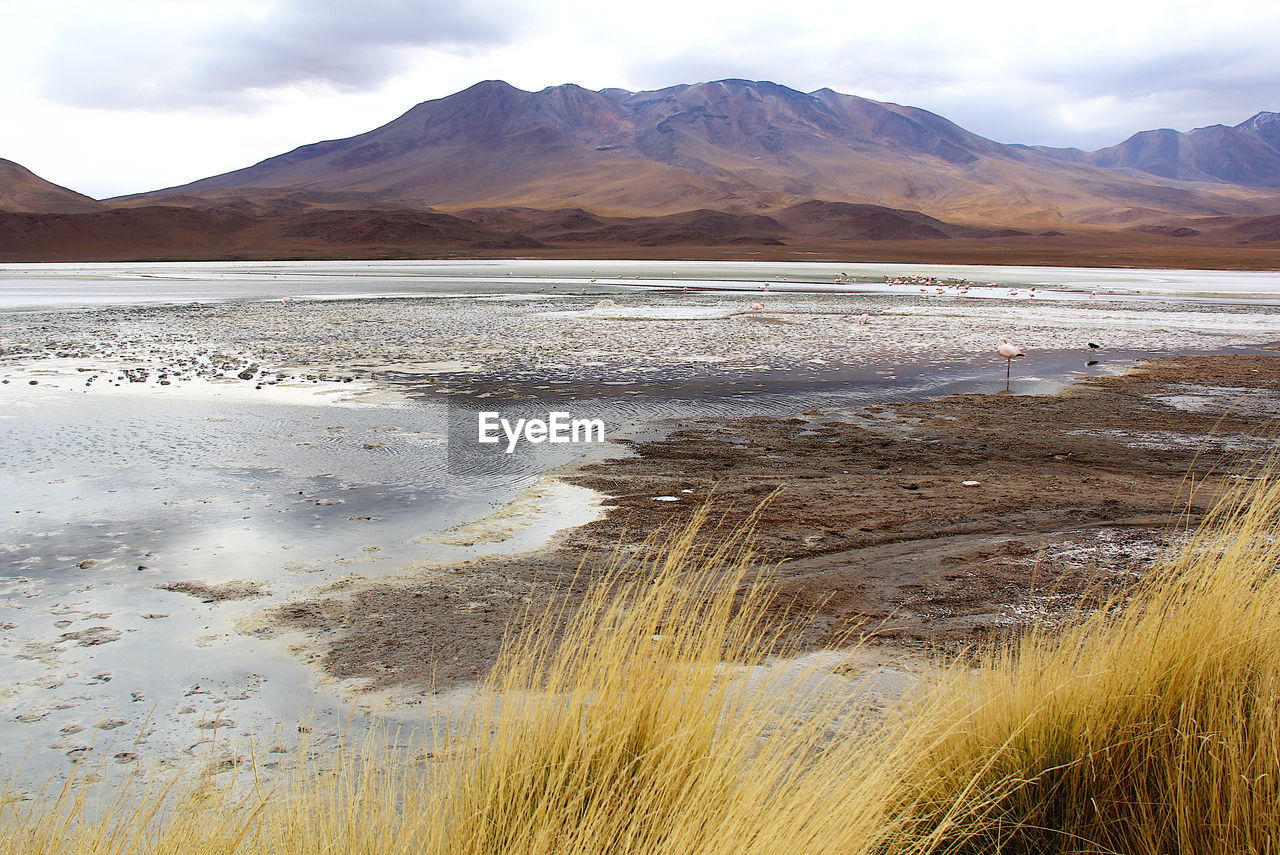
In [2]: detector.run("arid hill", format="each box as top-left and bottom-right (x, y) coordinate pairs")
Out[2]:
(0, 199), (1034, 261)
(1033, 111), (1280, 187)
(119, 80), (1280, 229)
(0, 159), (106, 214)
(0, 205), (540, 262)
(3, 197), (1278, 269)
(3, 80), (1280, 265)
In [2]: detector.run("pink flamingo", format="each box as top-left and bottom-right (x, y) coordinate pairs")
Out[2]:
(997, 339), (1024, 390)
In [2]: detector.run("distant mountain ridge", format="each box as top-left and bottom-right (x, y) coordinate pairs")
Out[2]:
(1033, 111), (1280, 187)
(119, 80), (1280, 228)
(3, 78), (1280, 267)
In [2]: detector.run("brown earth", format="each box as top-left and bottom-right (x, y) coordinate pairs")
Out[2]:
(0, 158), (106, 214)
(2, 200), (1278, 268)
(0, 205), (542, 262)
(274, 354), (1280, 691)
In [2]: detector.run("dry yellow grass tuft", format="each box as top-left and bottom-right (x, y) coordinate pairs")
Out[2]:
(897, 467), (1280, 853)
(6, 476), (1280, 853)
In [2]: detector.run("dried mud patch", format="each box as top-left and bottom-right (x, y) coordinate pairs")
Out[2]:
(276, 354), (1280, 690)
(158, 580), (268, 603)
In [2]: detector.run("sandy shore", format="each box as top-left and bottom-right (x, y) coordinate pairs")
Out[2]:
(274, 352), (1280, 692)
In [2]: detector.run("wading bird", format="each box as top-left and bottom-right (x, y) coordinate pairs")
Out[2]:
(997, 339), (1024, 390)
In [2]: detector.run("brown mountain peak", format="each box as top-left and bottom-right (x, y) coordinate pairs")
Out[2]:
(0, 159), (106, 214)
(111, 80), (1280, 227)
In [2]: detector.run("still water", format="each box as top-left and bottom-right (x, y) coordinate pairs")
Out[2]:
(1, 259), (1278, 789)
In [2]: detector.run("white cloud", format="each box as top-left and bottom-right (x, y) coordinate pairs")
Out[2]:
(40, 0), (523, 110)
(1, 0), (1277, 197)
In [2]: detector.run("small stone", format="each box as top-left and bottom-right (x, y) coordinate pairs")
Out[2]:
(961, 480), (981, 487)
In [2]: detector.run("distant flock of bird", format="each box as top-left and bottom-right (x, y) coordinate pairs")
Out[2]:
(278, 273), (1107, 392)
(741, 275), (1116, 391)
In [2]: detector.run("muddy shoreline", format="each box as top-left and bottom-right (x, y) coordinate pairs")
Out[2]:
(276, 352), (1280, 691)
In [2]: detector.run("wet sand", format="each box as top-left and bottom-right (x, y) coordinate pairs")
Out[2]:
(278, 353), (1280, 690)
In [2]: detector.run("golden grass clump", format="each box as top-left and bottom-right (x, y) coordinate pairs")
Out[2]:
(6, 478), (1280, 853)
(897, 471), (1280, 853)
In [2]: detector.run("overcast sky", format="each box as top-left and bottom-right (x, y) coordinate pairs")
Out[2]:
(2, 0), (1277, 199)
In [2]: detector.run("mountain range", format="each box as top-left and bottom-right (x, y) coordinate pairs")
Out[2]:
(3, 79), (1279, 263)
(119, 80), (1280, 227)
(1033, 111), (1280, 187)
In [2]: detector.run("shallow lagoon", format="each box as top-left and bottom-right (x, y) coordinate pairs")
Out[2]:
(2, 259), (1279, 790)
